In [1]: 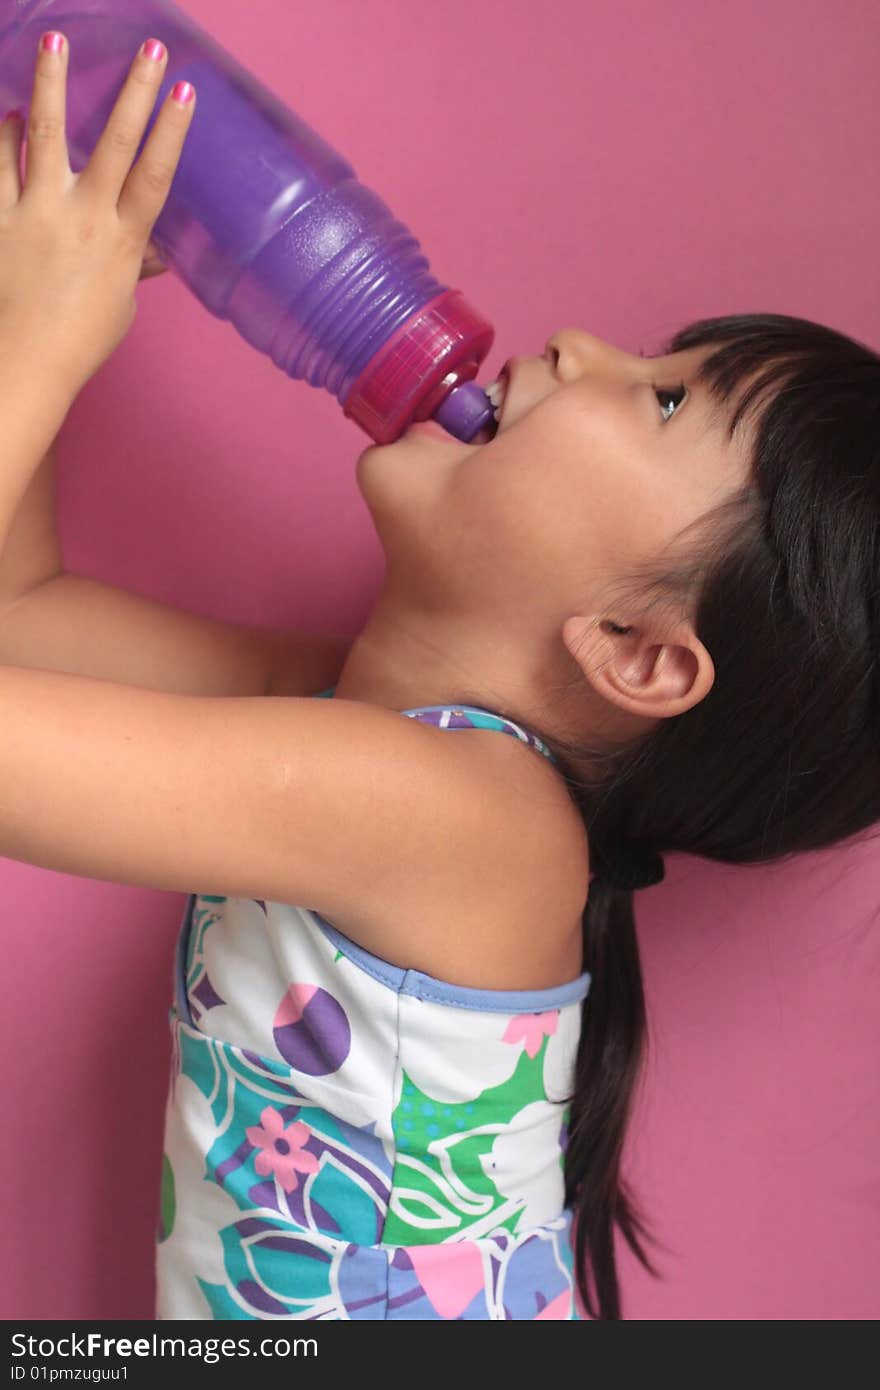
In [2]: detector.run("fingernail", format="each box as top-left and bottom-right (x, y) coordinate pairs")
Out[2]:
(170, 80), (194, 106)
(3, 109), (22, 124)
(141, 38), (166, 63)
(41, 31), (65, 55)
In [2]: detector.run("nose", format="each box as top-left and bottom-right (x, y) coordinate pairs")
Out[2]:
(544, 329), (642, 383)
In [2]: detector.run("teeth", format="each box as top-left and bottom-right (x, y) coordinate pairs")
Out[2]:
(484, 377), (507, 425)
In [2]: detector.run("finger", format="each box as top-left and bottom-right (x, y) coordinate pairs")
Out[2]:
(22, 31), (71, 192)
(77, 39), (170, 205)
(117, 79), (195, 249)
(0, 110), (24, 211)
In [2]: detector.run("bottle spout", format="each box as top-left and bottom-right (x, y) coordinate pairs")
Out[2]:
(432, 379), (496, 442)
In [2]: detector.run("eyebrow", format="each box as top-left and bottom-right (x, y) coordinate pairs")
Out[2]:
(676, 356), (739, 440)
(691, 372), (733, 439)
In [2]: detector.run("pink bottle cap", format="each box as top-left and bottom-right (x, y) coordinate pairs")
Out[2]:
(342, 289), (495, 443)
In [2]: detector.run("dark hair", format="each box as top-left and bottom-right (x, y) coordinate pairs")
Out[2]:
(527, 313), (880, 1318)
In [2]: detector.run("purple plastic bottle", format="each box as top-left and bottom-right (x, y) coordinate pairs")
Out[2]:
(0, 0), (498, 444)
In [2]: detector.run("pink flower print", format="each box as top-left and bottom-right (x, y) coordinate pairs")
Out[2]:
(245, 1106), (319, 1193)
(502, 1011), (559, 1058)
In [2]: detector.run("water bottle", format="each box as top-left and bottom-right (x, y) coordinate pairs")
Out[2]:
(0, 0), (499, 444)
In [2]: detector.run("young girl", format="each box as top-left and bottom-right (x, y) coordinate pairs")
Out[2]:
(1, 35), (878, 1322)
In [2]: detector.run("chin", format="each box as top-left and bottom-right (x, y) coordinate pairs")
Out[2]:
(358, 425), (468, 471)
(357, 429), (470, 544)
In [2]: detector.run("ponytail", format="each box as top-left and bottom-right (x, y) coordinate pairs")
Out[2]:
(564, 877), (664, 1319)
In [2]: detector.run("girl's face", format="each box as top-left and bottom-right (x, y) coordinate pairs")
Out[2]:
(355, 329), (754, 636)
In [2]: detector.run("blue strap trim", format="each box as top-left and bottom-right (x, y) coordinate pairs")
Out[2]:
(314, 687), (558, 766)
(312, 910), (591, 1013)
(174, 894), (197, 1027)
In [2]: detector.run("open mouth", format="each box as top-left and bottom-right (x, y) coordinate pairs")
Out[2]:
(406, 368), (510, 446)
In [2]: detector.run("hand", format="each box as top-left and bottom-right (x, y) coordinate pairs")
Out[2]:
(0, 33), (195, 399)
(140, 237), (168, 280)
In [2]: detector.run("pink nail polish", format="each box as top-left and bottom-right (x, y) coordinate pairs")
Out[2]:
(170, 80), (194, 106)
(41, 32), (65, 55)
(142, 38), (166, 63)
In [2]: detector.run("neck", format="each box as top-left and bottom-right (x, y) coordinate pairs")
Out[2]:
(333, 585), (584, 739)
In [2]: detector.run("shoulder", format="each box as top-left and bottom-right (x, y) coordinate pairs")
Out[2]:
(317, 707), (590, 991)
(439, 725), (590, 982)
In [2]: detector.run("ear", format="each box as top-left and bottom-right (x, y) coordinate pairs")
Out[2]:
(561, 613), (715, 721)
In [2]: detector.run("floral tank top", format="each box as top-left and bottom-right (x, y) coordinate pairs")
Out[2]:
(156, 688), (591, 1320)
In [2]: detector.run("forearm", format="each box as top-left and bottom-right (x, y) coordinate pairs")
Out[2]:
(0, 361), (74, 590)
(0, 439), (64, 605)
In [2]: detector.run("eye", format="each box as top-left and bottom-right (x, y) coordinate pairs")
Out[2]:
(654, 382), (688, 422)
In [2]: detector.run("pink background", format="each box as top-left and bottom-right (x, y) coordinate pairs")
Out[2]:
(2, 0), (878, 1320)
